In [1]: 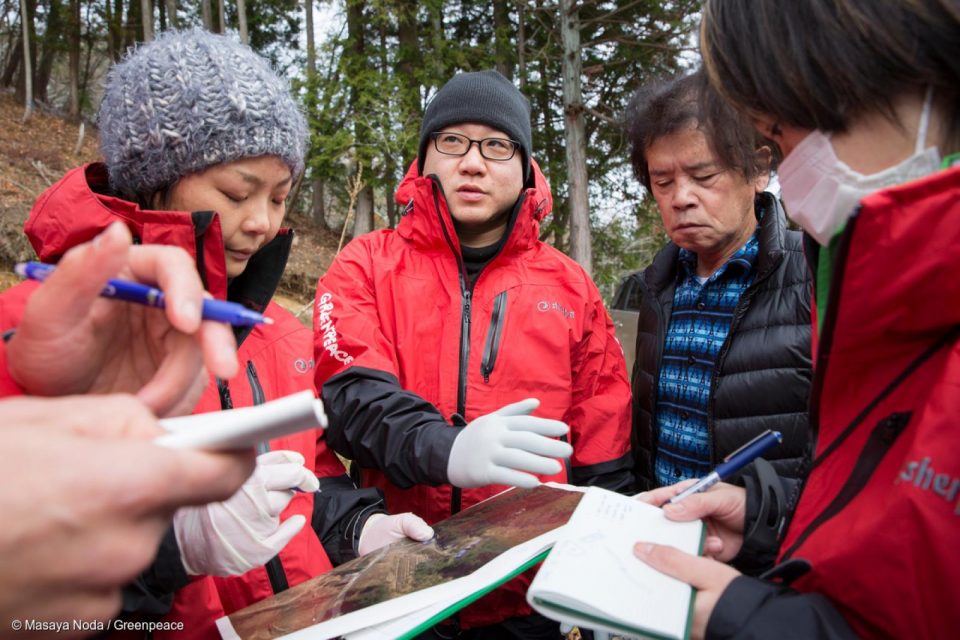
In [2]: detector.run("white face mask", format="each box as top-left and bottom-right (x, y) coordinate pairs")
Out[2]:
(778, 87), (942, 245)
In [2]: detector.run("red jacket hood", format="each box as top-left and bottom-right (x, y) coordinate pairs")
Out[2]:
(392, 157), (553, 256)
(28, 164), (198, 259)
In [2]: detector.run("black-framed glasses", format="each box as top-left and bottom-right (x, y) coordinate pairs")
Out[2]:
(430, 131), (520, 161)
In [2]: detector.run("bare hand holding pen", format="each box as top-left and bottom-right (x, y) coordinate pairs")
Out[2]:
(6, 221), (238, 417)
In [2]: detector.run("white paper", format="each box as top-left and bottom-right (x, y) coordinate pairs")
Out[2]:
(527, 487), (703, 640)
(156, 390), (327, 450)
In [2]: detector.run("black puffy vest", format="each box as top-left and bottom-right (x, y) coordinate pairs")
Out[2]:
(631, 193), (813, 491)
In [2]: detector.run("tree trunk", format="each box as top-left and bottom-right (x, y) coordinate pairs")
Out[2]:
(395, 0), (419, 134)
(492, 0), (512, 79)
(104, 0), (123, 61)
(35, 0), (64, 104)
(140, 0), (152, 41)
(559, 0), (591, 274)
(123, 0), (140, 50)
(67, 0), (80, 119)
(164, 0), (177, 29)
(385, 180), (397, 228)
(346, 0), (372, 236)
(305, 0), (315, 78)
(200, 0), (212, 31)
(18, 0), (33, 120)
(429, 1), (445, 87)
(2, 35), (22, 87)
(311, 180), (328, 229)
(217, 0), (225, 33)
(237, 0), (248, 44)
(304, 0), (327, 229)
(517, 0), (526, 89)
(352, 185), (374, 237)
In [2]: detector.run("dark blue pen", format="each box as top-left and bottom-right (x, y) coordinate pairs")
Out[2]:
(15, 261), (273, 327)
(667, 429), (783, 504)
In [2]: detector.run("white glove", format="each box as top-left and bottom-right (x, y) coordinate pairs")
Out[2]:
(173, 450), (320, 576)
(357, 512), (435, 556)
(446, 398), (573, 489)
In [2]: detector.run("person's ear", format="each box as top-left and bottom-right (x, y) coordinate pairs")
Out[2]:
(750, 114), (782, 142)
(754, 146), (772, 193)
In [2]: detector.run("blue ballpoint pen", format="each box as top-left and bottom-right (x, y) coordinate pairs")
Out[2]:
(15, 261), (273, 327)
(667, 429), (783, 505)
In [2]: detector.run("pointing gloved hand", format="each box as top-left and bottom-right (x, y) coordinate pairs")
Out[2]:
(173, 449), (319, 576)
(446, 398), (573, 489)
(358, 512), (435, 556)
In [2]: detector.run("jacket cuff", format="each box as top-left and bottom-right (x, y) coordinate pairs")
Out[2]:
(120, 527), (190, 616)
(707, 575), (783, 639)
(312, 475), (389, 566)
(732, 459), (786, 575)
(706, 575), (857, 640)
(424, 424), (463, 484)
(569, 452), (635, 494)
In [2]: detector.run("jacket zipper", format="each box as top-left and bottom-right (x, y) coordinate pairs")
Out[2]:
(780, 411), (911, 561)
(706, 281), (760, 466)
(216, 378), (234, 410)
(480, 291), (508, 383)
(457, 280), (472, 420)
(245, 360), (291, 595)
(432, 182), (472, 516)
(647, 281), (666, 478)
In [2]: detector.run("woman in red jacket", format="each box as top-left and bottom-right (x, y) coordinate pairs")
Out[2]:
(0, 29), (432, 638)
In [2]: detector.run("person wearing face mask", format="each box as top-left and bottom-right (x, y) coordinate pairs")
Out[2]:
(0, 29), (433, 639)
(627, 1), (960, 639)
(624, 73), (812, 574)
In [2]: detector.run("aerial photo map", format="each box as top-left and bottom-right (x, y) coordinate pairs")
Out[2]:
(225, 485), (582, 639)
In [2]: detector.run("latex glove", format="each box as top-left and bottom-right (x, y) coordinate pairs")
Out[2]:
(446, 398), (573, 489)
(357, 512), (435, 556)
(174, 450), (319, 576)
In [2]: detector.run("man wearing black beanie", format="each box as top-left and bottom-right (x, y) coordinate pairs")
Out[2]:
(314, 70), (633, 639)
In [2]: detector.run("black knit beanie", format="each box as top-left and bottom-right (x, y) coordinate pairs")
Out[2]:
(418, 70), (532, 185)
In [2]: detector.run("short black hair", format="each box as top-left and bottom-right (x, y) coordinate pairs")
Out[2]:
(624, 70), (777, 192)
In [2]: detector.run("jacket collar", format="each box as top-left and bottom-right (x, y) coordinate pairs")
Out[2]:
(25, 162), (290, 311)
(828, 166), (960, 342)
(392, 158), (553, 258)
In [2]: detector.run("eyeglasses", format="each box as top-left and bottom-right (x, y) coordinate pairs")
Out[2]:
(430, 131), (520, 161)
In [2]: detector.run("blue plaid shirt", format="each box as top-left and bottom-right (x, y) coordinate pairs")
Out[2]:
(654, 233), (760, 486)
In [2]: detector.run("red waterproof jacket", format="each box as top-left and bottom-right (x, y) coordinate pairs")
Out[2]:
(313, 160), (632, 627)
(0, 164), (346, 638)
(707, 167), (960, 639)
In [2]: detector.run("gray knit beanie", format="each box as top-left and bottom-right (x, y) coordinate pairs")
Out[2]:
(98, 29), (306, 199)
(418, 70), (532, 184)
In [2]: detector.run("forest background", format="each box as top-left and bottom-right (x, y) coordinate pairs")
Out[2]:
(0, 0), (701, 301)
